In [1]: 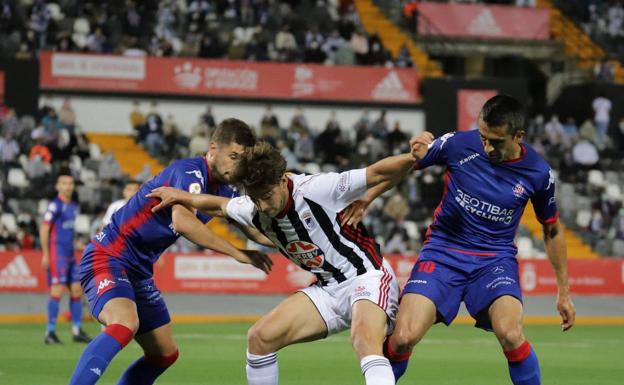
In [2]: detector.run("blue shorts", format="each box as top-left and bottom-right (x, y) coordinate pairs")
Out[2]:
(48, 256), (79, 286)
(80, 245), (170, 335)
(402, 249), (522, 331)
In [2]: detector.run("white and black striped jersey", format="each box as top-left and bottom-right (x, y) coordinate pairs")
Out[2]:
(226, 169), (383, 286)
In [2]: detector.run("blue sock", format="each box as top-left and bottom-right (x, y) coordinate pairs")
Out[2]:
(117, 351), (179, 385)
(70, 297), (83, 331)
(47, 296), (60, 333)
(68, 324), (134, 385)
(383, 337), (411, 382)
(506, 341), (541, 385)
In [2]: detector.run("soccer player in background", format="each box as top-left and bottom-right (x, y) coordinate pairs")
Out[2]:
(101, 180), (141, 227)
(40, 173), (92, 344)
(147, 138), (433, 385)
(67, 118), (273, 385)
(342, 95), (576, 385)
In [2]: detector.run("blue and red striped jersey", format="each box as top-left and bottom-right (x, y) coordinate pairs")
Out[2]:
(91, 156), (237, 277)
(416, 130), (558, 259)
(43, 196), (78, 258)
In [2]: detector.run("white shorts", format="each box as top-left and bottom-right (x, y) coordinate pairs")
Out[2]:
(299, 259), (399, 336)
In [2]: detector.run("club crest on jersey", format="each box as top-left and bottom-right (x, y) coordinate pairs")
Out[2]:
(189, 182), (202, 194)
(301, 211), (316, 230)
(285, 240), (324, 268)
(512, 183), (525, 198)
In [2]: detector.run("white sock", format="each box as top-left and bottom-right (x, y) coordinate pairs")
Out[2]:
(246, 350), (278, 385)
(361, 355), (395, 385)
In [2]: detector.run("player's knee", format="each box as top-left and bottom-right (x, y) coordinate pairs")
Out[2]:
(247, 323), (277, 354)
(392, 325), (424, 352)
(50, 284), (64, 297)
(104, 314), (140, 335)
(146, 349), (179, 369)
(495, 326), (524, 350)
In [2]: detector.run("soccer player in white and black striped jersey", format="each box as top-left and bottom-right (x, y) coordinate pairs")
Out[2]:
(148, 135), (433, 385)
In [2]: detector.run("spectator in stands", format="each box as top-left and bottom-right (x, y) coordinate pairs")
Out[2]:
(59, 98), (76, 130)
(144, 102), (165, 158)
(0, 132), (19, 167)
(592, 92), (612, 146)
(579, 118), (600, 145)
(562, 117), (579, 147)
(403, 0), (420, 33)
(129, 100), (146, 142)
(371, 109), (389, 140)
(571, 138), (599, 169)
(98, 152), (123, 183)
(354, 109), (372, 143)
(260, 105), (280, 142)
(589, 207), (605, 237)
(189, 124), (209, 157)
(275, 24), (297, 62)
(294, 131), (314, 163)
(545, 114), (565, 147)
(323, 29), (346, 64)
(304, 26), (326, 63)
(24, 154), (50, 179)
(101, 180), (141, 228)
(200, 105), (216, 129)
(289, 106), (310, 140)
(615, 208), (624, 240)
(395, 44), (413, 68)
(86, 27), (107, 53)
(41, 108), (63, 139)
(351, 28), (369, 65)
(199, 31), (223, 58)
(367, 33), (390, 66)
(246, 28), (269, 61)
(386, 121), (408, 155)
(526, 114), (545, 142)
(29, 130), (52, 164)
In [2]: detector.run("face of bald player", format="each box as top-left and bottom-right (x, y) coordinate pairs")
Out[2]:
(247, 175), (290, 217)
(207, 141), (246, 184)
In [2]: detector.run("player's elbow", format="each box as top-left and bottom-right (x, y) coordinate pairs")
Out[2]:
(171, 208), (190, 236)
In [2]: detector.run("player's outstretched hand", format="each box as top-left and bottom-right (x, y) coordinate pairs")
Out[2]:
(557, 293), (576, 331)
(239, 249), (273, 274)
(409, 131), (434, 161)
(340, 200), (369, 228)
(147, 187), (190, 212)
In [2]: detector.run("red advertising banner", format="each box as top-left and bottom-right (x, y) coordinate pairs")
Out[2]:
(3, 251), (623, 295)
(418, 2), (550, 40)
(457, 89), (497, 132)
(39, 52), (420, 104)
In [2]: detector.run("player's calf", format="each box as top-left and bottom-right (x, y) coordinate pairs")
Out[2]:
(118, 350), (180, 385)
(504, 340), (541, 385)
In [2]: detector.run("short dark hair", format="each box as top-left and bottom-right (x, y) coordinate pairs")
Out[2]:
(239, 142), (286, 193)
(479, 95), (526, 136)
(211, 118), (256, 147)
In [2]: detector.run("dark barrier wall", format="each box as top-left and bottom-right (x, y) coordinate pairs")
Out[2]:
(422, 77), (529, 136)
(550, 82), (623, 135)
(0, 58), (39, 117)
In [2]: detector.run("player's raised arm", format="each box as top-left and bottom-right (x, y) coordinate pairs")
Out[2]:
(341, 131), (433, 226)
(147, 186), (230, 217)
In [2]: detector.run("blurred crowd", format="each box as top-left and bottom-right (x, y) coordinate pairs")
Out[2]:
(0, 0), (414, 68)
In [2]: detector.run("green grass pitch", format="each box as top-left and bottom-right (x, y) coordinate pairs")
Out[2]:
(0, 322), (622, 384)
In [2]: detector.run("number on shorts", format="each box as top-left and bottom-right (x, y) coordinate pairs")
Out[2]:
(417, 261), (436, 273)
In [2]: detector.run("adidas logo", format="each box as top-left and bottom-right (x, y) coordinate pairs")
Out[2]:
(467, 9), (502, 36)
(0, 255), (37, 288)
(372, 71), (410, 101)
(96, 278), (115, 294)
(90, 367), (102, 377)
(173, 62), (202, 89)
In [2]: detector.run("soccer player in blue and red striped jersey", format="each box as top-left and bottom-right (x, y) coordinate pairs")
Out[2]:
(67, 118), (273, 385)
(40, 173), (92, 344)
(344, 95), (576, 385)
